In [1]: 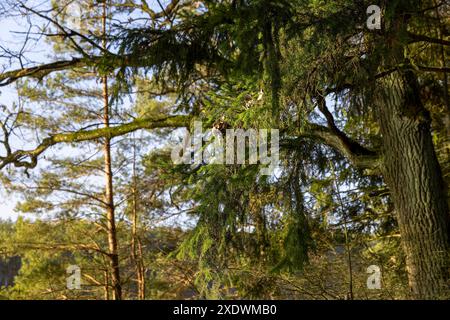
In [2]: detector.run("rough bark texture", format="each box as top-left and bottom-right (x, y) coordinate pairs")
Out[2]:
(378, 70), (450, 299)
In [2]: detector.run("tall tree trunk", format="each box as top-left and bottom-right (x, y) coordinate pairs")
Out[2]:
(131, 203), (146, 300)
(136, 239), (146, 299)
(374, 7), (450, 298)
(104, 269), (110, 300)
(103, 130), (121, 300)
(102, 0), (122, 300)
(378, 69), (450, 298)
(332, 167), (353, 300)
(131, 139), (145, 300)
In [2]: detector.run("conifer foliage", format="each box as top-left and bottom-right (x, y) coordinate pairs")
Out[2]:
(0, 0), (448, 299)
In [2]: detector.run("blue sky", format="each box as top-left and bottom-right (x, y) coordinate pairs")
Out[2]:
(0, 16), (28, 220)
(0, 1), (167, 220)
(0, 3), (71, 220)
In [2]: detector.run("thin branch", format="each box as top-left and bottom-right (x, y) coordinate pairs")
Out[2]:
(407, 31), (450, 46)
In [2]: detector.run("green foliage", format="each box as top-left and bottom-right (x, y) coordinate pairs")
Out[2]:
(1, 0), (448, 300)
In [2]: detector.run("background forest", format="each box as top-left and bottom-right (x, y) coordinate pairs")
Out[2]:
(0, 0), (448, 300)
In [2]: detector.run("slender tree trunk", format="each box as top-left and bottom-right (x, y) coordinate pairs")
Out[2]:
(332, 167), (353, 300)
(103, 68), (122, 301)
(131, 199), (146, 300)
(104, 269), (110, 300)
(378, 69), (450, 299)
(102, 0), (122, 300)
(137, 238), (146, 299)
(131, 140), (145, 299)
